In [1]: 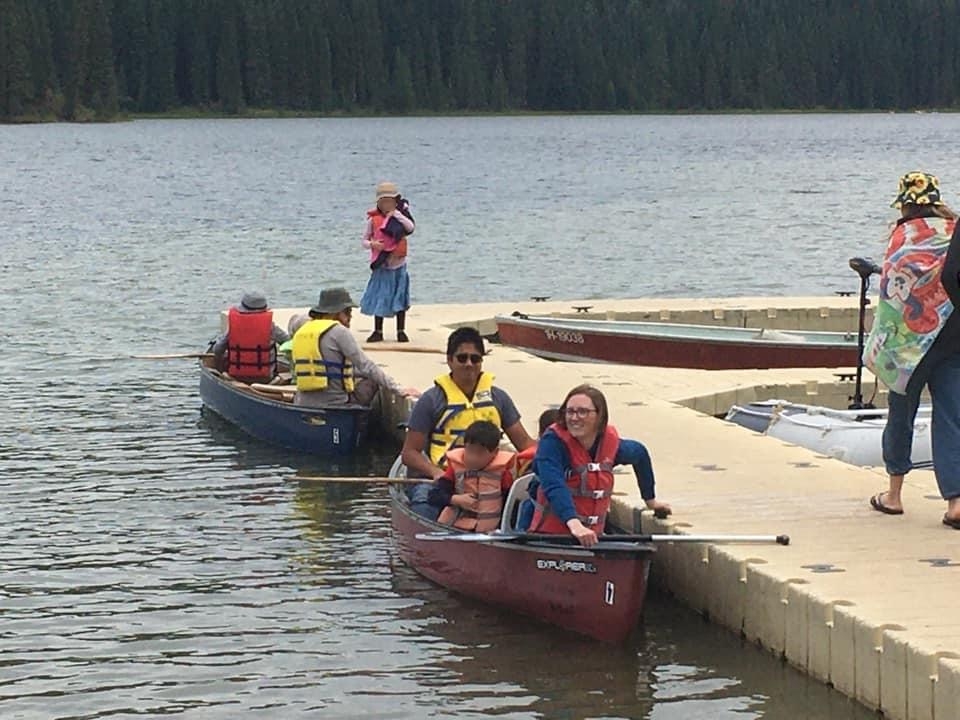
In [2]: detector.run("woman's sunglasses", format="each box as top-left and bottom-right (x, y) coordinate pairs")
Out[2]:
(454, 353), (483, 365)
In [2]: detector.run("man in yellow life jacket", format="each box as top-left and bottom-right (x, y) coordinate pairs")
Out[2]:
(291, 287), (420, 407)
(401, 326), (535, 519)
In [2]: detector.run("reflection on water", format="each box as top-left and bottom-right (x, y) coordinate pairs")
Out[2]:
(387, 563), (874, 720)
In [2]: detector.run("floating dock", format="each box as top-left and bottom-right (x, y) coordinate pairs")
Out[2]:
(263, 296), (958, 720)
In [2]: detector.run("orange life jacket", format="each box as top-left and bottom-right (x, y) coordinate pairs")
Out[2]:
(368, 209), (408, 260)
(436, 447), (516, 532)
(516, 443), (538, 477)
(529, 424), (620, 534)
(225, 307), (276, 381)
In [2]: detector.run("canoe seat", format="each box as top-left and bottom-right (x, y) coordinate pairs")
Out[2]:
(501, 473), (535, 532)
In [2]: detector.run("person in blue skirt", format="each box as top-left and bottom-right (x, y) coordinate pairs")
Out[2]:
(360, 181), (415, 343)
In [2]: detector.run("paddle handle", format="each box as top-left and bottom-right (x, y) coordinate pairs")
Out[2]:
(132, 352), (214, 360)
(645, 534), (790, 545)
(418, 532), (790, 546)
(532, 533), (790, 545)
(292, 475), (427, 484)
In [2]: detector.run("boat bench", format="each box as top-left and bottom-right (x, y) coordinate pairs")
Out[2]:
(501, 474), (535, 532)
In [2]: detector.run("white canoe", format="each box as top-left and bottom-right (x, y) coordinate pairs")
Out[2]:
(726, 400), (933, 469)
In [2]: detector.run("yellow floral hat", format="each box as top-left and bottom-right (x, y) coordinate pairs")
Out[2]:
(891, 171), (943, 208)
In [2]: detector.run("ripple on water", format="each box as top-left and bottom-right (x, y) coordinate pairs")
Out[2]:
(0, 116), (890, 719)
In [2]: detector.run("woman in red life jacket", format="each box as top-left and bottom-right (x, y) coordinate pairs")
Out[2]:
(360, 181), (415, 343)
(529, 384), (671, 547)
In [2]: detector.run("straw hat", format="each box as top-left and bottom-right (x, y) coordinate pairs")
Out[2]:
(375, 181), (399, 201)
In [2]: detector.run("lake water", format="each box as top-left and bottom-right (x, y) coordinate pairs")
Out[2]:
(2, 113), (936, 718)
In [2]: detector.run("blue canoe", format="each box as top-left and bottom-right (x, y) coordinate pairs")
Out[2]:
(198, 360), (370, 456)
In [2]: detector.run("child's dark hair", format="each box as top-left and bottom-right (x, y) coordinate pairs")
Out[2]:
(538, 408), (559, 436)
(463, 420), (501, 451)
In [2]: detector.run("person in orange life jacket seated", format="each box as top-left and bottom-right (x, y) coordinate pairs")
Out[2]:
(529, 384), (672, 548)
(291, 287), (420, 408)
(514, 408), (561, 531)
(427, 420), (517, 532)
(401, 326), (535, 520)
(516, 408), (561, 476)
(360, 181), (415, 343)
(211, 291), (290, 383)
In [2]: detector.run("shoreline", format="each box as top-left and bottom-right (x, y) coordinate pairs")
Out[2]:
(2, 106), (954, 125)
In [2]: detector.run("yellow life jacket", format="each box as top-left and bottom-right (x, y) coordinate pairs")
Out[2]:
(436, 447), (517, 532)
(428, 372), (502, 465)
(291, 319), (355, 392)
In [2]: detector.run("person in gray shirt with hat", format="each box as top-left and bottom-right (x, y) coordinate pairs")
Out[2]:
(211, 291), (290, 382)
(291, 287), (420, 407)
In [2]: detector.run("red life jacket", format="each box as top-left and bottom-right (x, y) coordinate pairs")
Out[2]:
(516, 443), (537, 477)
(225, 306), (276, 381)
(529, 424), (620, 535)
(367, 209), (408, 262)
(436, 447), (516, 532)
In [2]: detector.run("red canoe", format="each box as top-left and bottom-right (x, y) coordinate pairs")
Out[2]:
(495, 313), (860, 370)
(390, 485), (655, 643)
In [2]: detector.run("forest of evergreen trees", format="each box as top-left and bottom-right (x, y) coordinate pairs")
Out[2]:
(3, 0), (960, 122)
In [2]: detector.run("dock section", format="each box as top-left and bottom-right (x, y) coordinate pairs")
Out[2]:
(265, 296), (957, 720)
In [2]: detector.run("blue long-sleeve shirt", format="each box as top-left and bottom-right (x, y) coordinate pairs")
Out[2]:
(533, 430), (656, 524)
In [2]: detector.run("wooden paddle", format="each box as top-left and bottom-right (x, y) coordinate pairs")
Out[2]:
(360, 344), (445, 354)
(132, 352), (214, 360)
(415, 531), (791, 545)
(292, 474), (427, 484)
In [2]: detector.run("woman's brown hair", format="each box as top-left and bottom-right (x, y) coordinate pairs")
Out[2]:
(556, 384), (609, 436)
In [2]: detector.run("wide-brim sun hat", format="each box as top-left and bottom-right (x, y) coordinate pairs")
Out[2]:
(239, 291), (268, 312)
(309, 287), (358, 316)
(376, 181), (399, 201)
(891, 171), (943, 208)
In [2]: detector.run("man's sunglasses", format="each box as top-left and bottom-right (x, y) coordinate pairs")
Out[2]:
(454, 353), (483, 365)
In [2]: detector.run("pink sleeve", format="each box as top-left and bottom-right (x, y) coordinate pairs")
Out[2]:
(361, 218), (373, 248)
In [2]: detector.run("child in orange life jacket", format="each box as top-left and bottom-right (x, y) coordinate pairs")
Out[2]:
(516, 408), (561, 531)
(427, 420), (517, 532)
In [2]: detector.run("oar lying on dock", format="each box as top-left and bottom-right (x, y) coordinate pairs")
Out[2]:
(416, 531), (790, 545)
(131, 352), (214, 360)
(360, 344), (445, 354)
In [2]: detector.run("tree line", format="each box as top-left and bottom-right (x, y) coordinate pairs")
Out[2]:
(3, 0), (960, 122)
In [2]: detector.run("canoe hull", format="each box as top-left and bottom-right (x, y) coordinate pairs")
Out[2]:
(725, 400), (934, 468)
(391, 487), (654, 643)
(495, 315), (859, 370)
(198, 367), (369, 455)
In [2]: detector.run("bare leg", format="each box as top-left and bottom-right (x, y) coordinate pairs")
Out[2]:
(877, 474), (904, 513)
